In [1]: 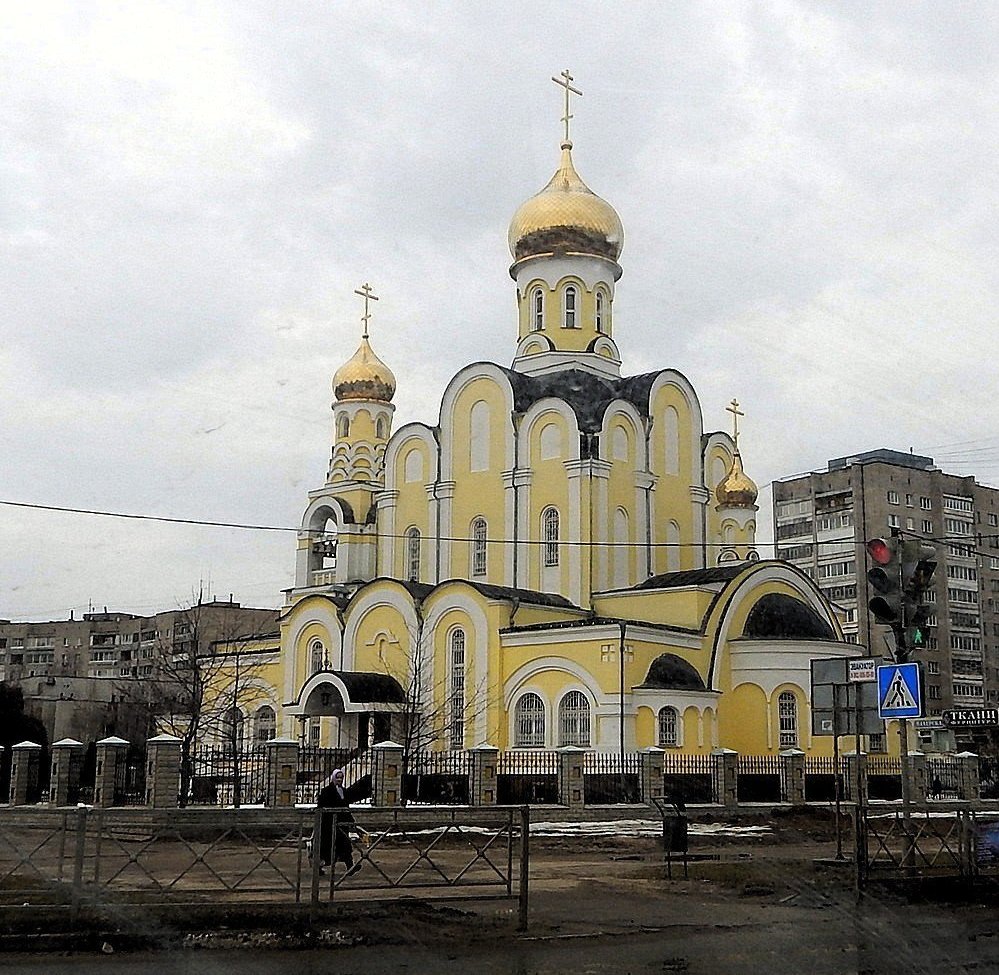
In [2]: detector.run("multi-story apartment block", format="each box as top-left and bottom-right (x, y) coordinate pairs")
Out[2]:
(774, 449), (999, 752)
(0, 600), (279, 743)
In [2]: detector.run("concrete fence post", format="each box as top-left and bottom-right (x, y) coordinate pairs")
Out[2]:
(9, 741), (43, 806)
(145, 734), (182, 808)
(265, 738), (300, 808)
(907, 751), (927, 804)
(49, 738), (84, 807)
(955, 751), (981, 805)
(779, 748), (806, 804)
(641, 747), (666, 803)
(558, 747), (586, 808)
(712, 748), (739, 807)
(843, 751), (868, 804)
(371, 740), (404, 807)
(469, 744), (499, 806)
(94, 736), (129, 807)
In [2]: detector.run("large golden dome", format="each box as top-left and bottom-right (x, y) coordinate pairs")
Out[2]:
(716, 451), (759, 509)
(332, 336), (396, 403)
(509, 142), (623, 263)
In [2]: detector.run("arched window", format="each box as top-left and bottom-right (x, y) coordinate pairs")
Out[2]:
(658, 706), (679, 747)
(406, 527), (421, 581)
(310, 639), (326, 674)
(376, 416), (386, 439)
(222, 706), (244, 755)
(778, 691), (798, 749)
(542, 507), (560, 567)
(514, 693), (545, 747)
(532, 287), (544, 331)
(472, 517), (487, 576)
(562, 285), (577, 328)
(336, 414), (349, 439)
(254, 705), (276, 742)
(595, 290), (605, 333)
(558, 691), (591, 746)
(448, 628), (466, 751)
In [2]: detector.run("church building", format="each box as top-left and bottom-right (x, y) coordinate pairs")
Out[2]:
(252, 77), (858, 757)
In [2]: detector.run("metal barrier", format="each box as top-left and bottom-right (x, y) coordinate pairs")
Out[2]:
(405, 751), (470, 805)
(736, 755), (782, 802)
(662, 753), (713, 804)
(497, 751), (558, 804)
(583, 752), (641, 804)
(859, 807), (975, 886)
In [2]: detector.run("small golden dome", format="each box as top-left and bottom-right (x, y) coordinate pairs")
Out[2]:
(509, 143), (624, 263)
(716, 451), (759, 508)
(332, 337), (396, 403)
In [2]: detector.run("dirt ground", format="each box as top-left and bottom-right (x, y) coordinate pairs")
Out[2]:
(5, 808), (999, 974)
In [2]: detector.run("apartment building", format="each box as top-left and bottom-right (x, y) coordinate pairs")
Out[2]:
(773, 449), (999, 750)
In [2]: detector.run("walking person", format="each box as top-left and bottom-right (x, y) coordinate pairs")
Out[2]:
(316, 768), (365, 877)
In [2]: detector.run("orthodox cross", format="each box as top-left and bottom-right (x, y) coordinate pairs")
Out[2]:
(354, 282), (379, 339)
(726, 398), (745, 449)
(551, 69), (582, 145)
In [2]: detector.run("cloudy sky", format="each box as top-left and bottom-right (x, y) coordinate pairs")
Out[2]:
(3, 1), (997, 621)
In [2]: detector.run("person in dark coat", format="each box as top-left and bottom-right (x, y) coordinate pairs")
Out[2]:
(315, 768), (364, 876)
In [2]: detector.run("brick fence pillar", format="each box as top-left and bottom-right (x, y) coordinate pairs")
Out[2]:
(956, 751), (981, 805)
(145, 734), (182, 808)
(9, 741), (43, 806)
(558, 747), (586, 808)
(712, 748), (738, 807)
(779, 748), (805, 804)
(843, 751), (868, 804)
(265, 738), (299, 808)
(641, 747), (665, 803)
(469, 744), (499, 806)
(94, 736), (129, 807)
(371, 740), (404, 807)
(907, 751), (927, 804)
(49, 738), (84, 806)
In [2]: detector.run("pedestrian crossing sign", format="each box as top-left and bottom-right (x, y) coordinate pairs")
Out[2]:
(877, 663), (922, 719)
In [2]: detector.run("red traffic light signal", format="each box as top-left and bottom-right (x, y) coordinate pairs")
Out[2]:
(866, 537), (894, 566)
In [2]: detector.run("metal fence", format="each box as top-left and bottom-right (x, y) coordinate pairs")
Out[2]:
(867, 755), (903, 801)
(583, 752), (642, 804)
(860, 808), (973, 886)
(296, 746), (363, 804)
(737, 755), (782, 802)
(927, 757), (961, 800)
(804, 756), (843, 802)
(662, 752), (714, 804)
(405, 751), (470, 805)
(190, 745), (269, 806)
(497, 751), (558, 804)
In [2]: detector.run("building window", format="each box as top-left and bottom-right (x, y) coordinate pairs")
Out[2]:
(990, 513), (999, 528)
(868, 733), (886, 753)
(658, 706), (679, 747)
(558, 691), (591, 746)
(595, 291), (604, 333)
(222, 707), (244, 755)
(376, 417), (387, 439)
(336, 414), (349, 439)
(448, 628), (466, 751)
(542, 507), (560, 567)
(920, 496), (932, 510)
(562, 285), (577, 328)
(887, 491), (899, 505)
(471, 517), (487, 576)
(532, 288), (544, 331)
(778, 691), (798, 749)
(310, 639), (326, 674)
(922, 520), (933, 534)
(888, 514), (900, 528)
(407, 527), (421, 581)
(905, 494), (913, 507)
(254, 705), (276, 742)
(514, 693), (545, 747)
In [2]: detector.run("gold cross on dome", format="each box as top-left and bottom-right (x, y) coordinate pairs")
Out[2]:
(726, 398), (745, 448)
(551, 69), (582, 146)
(354, 282), (379, 339)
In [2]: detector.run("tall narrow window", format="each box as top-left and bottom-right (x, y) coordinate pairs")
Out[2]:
(472, 517), (487, 576)
(310, 639), (325, 674)
(515, 693), (545, 747)
(563, 285), (577, 328)
(336, 414), (349, 439)
(376, 417), (386, 439)
(255, 705), (276, 742)
(543, 507), (560, 567)
(778, 691), (798, 749)
(532, 288), (544, 331)
(222, 707), (244, 755)
(595, 291), (604, 333)
(658, 706), (678, 747)
(406, 527), (421, 581)
(448, 628), (466, 751)
(558, 691), (591, 746)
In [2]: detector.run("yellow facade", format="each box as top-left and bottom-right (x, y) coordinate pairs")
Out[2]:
(221, 100), (862, 757)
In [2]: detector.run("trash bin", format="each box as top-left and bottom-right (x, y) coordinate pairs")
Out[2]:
(651, 794), (689, 878)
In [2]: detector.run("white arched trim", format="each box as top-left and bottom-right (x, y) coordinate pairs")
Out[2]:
(383, 423), (438, 490)
(520, 397), (581, 467)
(438, 363), (516, 480)
(341, 583), (421, 680)
(281, 596), (343, 705)
(599, 401), (647, 469)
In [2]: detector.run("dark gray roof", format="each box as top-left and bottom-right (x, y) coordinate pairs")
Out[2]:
(335, 671), (407, 704)
(501, 367), (663, 433)
(636, 653), (706, 691)
(742, 593), (834, 641)
(502, 615), (697, 635)
(632, 565), (746, 591)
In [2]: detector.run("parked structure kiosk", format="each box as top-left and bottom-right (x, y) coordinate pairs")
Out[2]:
(651, 795), (689, 879)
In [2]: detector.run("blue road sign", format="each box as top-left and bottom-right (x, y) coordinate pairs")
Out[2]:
(877, 663), (922, 719)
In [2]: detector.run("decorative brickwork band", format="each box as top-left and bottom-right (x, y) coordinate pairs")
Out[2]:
(265, 738), (300, 807)
(469, 744), (499, 806)
(557, 747), (586, 808)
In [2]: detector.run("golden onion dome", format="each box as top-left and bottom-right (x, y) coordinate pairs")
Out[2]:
(716, 451), (759, 509)
(332, 336), (396, 403)
(508, 142), (624, 263)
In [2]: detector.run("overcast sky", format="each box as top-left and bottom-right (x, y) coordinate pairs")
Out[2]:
(3, 1), (997, 621)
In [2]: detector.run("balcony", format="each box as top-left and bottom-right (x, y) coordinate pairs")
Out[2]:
(310, 569), (337, 587)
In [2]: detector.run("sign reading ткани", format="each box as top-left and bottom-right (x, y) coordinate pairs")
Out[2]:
(944, 709), (999, 728)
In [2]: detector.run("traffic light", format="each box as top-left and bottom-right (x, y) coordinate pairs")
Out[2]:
(866, 536), (902, 626)
(901, 538), (937, 656)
